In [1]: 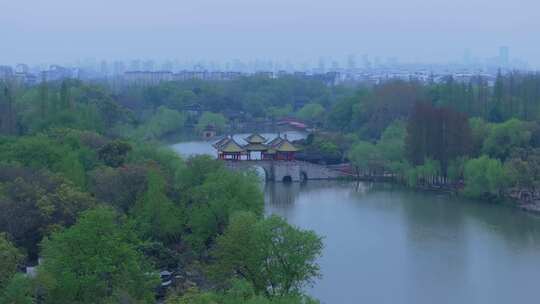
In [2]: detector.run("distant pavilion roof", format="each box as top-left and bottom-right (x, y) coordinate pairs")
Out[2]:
(267, 136), (299, 152)
(273, 139), (299, 152)
(244, 133), (267, 144)
(266, 136), (282, 147)
(214, 137), (245, 153)
(212, 137), (230, 149)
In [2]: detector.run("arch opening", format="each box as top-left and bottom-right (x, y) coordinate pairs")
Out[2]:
(282, 175), (293, 183)
(251, 166), (268, 182)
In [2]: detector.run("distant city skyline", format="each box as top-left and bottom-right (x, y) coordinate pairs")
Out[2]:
(1, 46), (531, 72)
(2, 0), (540, 68)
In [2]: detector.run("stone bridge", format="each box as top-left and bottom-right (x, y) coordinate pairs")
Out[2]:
(224, 160), (347, 182)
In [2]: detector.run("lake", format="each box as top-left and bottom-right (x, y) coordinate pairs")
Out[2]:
(172, 135), (540, 304)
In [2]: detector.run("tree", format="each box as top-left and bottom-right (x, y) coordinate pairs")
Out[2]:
(39, 77), (49, 120)
(0, 165), (96, 259)
(469, 118), (491, 157)
(135, 106), (186, 140)
(130, 169), (184, 243)
(377, 121), (406, 172)
(196, 112), (227, 133)
(0, 84), (16, 135)
(98, 140), (132, 167)
(504, 157), (533, 190)
(211, 212), (323, 298)
(463, 156), (508, 199)
(405, 102), (471, 176)
(0, 233), (23, 289)
(60, 80), (71, 110)
(327, 97), (355, 132)
(0, 274), (35, 304)
(297, 103), (325, 125)
(186, 170), (264, 253)
(178, 155), (224, 190)
(38, 207), (158, 304)
(347, 141), (379, 177)
(89, 165), (148, 212)
(482, 119), (531, 161)
(166, 279), (319, 304)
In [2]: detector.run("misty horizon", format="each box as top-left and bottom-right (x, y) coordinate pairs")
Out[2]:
(1, 0), (539, 68)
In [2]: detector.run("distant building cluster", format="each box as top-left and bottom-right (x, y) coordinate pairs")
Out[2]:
(0, 46), (533, 87)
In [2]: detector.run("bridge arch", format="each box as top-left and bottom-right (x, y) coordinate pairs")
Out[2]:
(223, 160), (345, 182)
(252, 165), (270, 182)
(282, 175), (293, 183)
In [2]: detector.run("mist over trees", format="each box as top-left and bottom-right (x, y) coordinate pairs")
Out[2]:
(2, 70), (540, 302)
(0, 77), (327, 303)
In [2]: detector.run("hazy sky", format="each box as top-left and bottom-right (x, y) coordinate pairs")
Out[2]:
(1, 0), (539, 67)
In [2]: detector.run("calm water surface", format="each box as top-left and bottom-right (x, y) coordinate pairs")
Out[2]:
(173, 137), (540, 304)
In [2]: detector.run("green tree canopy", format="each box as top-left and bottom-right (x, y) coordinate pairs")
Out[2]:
(196, 112), (227, 133)
(38, 207), (158, 304)
(0, 274), (35, 304)
(297, 103), (325, 124)
(130, 169), (184, 243)
(0, 233), (23, 289)
(482, 119), (531, 161)
(135, 106), (186, 141)
(463, 155), (509, 199)
(186, 170), (264, 253)
(166, 279), (319, 304)
(211, 212), (323, 298)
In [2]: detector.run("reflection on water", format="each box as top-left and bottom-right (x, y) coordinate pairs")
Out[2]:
(171, 138), (540, 304)
(265, 181), (540, 304)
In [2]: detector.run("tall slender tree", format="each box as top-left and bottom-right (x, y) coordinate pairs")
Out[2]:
(39, 75), (49, 119)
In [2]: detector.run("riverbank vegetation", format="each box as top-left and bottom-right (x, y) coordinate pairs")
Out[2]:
(0, 79), (323, 303)
(2, 71), (540, 301)
(336, 73), (540, 203)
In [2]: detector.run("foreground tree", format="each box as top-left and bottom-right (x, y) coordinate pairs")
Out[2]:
(211, 212), (323, 298)
(38, 207), (158, 304)
(130, 169), (184, 243)
(0, 165), (96, 259)
(166, 279), (320, 304)
(0, 274), (35, 304)
(0, 233), (23, 289)
(186, 170), (263, 253)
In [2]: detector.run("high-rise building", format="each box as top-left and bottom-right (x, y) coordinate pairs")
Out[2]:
(347, 54), (356, 70)
(129, 60), (141, 71)
(113, 61), (125, 75)
(318, 57), (326, 72)
(331, 60), (340, 71)
(100, 60), (109, 76)
(463, 49), (471, 65)
(499, 46), (509, 66)
(142, 60), (155, 72)
(362, 54), (371, 69)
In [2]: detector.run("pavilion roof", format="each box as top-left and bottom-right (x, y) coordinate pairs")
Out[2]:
(273, 139), (299, 152)
(219, 138), (245, 153)
(212, 137), (230, 149)
(266, 136), (282, 147)
(267, 136), (299, 152)
(244, 133), (267, 144)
